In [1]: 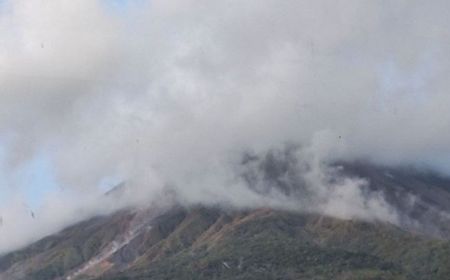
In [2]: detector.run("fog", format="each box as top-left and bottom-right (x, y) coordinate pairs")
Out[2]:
(1, 0), (450, 254)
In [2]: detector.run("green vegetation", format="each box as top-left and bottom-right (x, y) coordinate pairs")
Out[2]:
(99, 209), (450, 280)
(1, 208), (449, 280)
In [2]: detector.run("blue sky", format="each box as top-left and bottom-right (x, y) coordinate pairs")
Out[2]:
(16, 153), (59, 209)
(0, 0), (140, 14)
(102, 0), (147, 14)
(0, 146), (58, 210)
(104, 0), (131, 12)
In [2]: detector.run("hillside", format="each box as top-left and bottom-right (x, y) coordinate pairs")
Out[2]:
(1, 162), (450, 280)
(0, 206), (449, 280)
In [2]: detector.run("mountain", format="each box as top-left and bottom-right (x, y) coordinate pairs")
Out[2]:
(1, 162), (450, 280)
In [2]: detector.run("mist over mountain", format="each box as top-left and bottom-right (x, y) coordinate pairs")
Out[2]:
(1, 1), (450, 277)
(2, 165), (450, 280)
(1, 158), (450, 279)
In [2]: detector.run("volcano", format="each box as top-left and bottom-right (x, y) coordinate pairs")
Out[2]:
(1, 162), (449, 280)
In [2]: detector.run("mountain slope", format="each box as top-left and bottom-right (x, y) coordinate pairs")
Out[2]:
(97, 207), (450, 280)
(1, 162), (450, 280)
(1, 207), (449, 280)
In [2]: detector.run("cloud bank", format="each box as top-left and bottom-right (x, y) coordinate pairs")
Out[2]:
(1, 0), (450, 254)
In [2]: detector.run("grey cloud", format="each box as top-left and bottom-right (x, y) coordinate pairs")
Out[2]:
(1, 0), (450, 254)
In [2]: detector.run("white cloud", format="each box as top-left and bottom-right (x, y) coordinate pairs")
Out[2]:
(0, 0), (449, 254)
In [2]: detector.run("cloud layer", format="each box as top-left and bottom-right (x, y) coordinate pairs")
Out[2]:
(1, 0), (450, 254)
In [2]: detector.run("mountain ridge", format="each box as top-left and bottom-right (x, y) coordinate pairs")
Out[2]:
(1, 162), (450, 279)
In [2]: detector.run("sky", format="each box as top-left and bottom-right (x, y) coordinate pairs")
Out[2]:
(0, 0), (132, 211)
(0, 151), (57, 209)
(1, 0), (450, 254)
